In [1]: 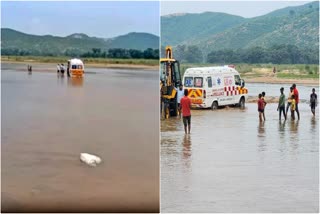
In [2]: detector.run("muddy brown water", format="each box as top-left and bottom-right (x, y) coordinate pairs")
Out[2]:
(161, 103), (319, 212)
(2, 63), (159, 212)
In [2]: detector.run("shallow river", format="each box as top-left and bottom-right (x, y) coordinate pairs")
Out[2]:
(2, 63), (159, 212)
(161, 99), (319, 212)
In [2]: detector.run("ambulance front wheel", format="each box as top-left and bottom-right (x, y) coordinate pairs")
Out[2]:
(211, 101), (218, 110)
(239, 97), (245, 108)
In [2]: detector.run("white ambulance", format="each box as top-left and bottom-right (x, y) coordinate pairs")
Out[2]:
(183, 65), (248, 109)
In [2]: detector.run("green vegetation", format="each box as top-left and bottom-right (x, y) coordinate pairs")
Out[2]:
(178, 63), (319, 79)
(161, 44), (318, 64)
(276, 73), (319, 79)
(1, 56), (159, 66)
(161, 2), (319, 64)
(206, 45), (318, 64)
(81, 48), (159, 59)
(1, 28), (159, 57)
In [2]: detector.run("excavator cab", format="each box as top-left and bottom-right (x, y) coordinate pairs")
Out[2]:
(160, 46), (181, 119)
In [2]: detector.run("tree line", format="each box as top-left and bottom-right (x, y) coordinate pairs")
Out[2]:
(80, 48), (159, 59)
(161, 44), (319, 64)
(2, 48), (159, 59)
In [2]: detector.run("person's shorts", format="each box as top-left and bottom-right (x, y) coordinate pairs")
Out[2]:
(311, 102), (316, 109)
(183, 115), (191, 126)
(258, 109), (264, 113)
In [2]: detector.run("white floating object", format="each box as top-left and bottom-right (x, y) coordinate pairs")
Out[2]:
(80, 153), (102, 167)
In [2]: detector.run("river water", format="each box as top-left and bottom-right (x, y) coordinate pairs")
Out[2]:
(161, 95), (319, 212)
(2, 63), (159, 212)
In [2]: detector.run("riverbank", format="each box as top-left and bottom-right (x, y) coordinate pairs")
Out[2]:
(241, 66), (318, 85)
(180, 63), (319, 86)
(1, 56), (159, 70)
(244, 76), (318, 86)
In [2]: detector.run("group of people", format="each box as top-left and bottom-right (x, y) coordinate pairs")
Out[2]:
(176, 83), (317, 135)
(257, 83), (317, 122)
(57, 63), (70, 77)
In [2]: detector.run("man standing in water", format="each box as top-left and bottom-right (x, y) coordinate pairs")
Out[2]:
(286, 87), (294, 116)
(177, 84), (184, 117)
(310, 88), (317, 116)
(180, 89), (191, 134)
(67, 60), (71, 77)
(292, 84), (300, 120)
(258, 94), (264, 122)
(261, 91), (267, 121)
(57, 64), (60, 74)
(291, 95), (296, 120)
(277, 87), (286, 120)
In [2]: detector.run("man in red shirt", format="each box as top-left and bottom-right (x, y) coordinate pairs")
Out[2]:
(180, 89), (191, 134)
(257, 94), (264, 122)
(292, 84), (300, 120)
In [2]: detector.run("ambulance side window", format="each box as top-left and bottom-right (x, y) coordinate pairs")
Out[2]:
(208, 77), (212, 88)
(234, 75), (241, 85)
(212, 78), (216, 86)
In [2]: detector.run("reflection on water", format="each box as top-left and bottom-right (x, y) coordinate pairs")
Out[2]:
(311, 116), (316, 131)
(257, 121), (267, 152)
(2, 67), (159, 212)
(290, 120), (299, 133)
(289, 120), (300, 154)
(278, 120), (286, 132)
(182, 135), (192, 169)
(161, 103), (319, 213)
(258, 121), (265, 138)
(68, 77), (84, 87)
(57, 75), (65, 86)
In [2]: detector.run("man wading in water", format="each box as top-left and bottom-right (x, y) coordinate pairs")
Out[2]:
(261, 91), (267, 121)
(310, 88), (317, 116)
(292, 84), (300, 120)
(277, 87), (287, 120)
(180, 89), (191, 134)
(286, 87), (294, 116)
(258, 94), (264, 122)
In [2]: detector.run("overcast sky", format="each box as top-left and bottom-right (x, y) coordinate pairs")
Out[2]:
(1, 1), (160, 38)
(161, 1), (313, 17)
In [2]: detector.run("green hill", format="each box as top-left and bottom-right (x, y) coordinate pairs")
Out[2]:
(105, 32), (159, 50)
(1, 28), (159, 56)
(196, 1), (319, 52)
(161, 1), (319, 63)
(161, 12), (245, 46)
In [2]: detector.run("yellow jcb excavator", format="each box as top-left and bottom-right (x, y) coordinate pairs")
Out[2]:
(160, 46), (182, 119)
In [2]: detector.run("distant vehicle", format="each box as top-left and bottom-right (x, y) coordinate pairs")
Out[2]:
(183, 65), (248, 110)
(68, 58), (84, 77)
